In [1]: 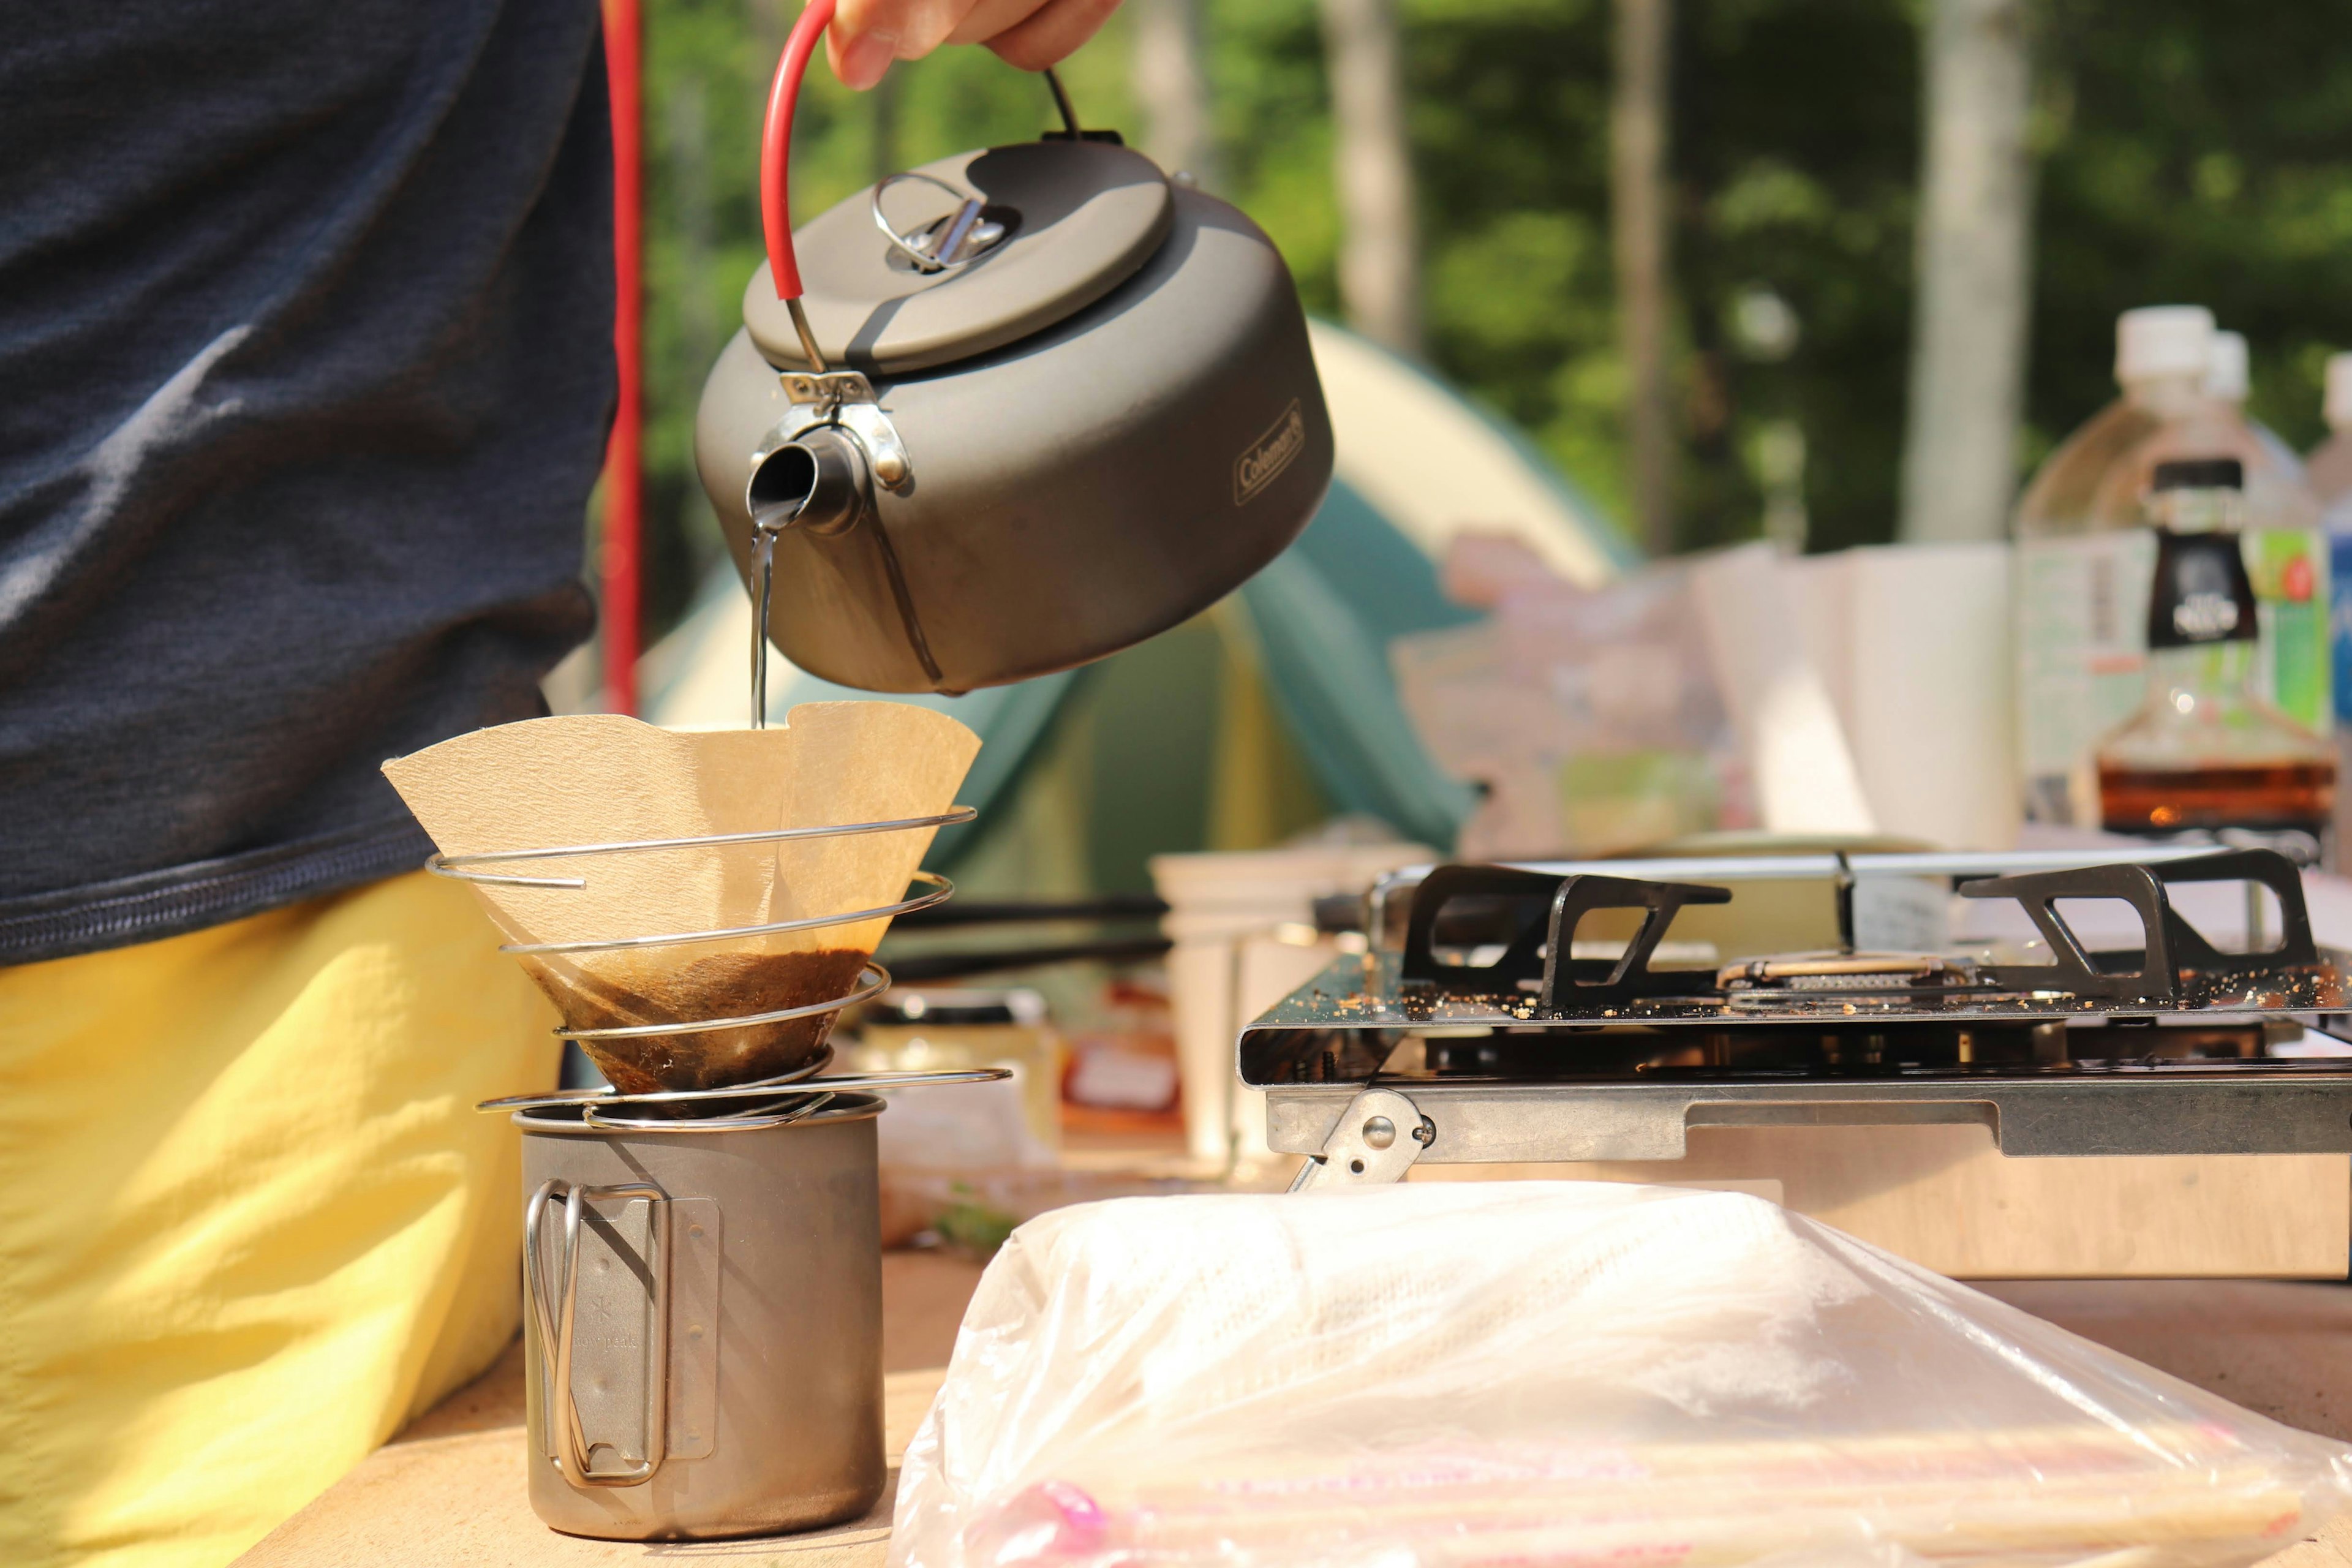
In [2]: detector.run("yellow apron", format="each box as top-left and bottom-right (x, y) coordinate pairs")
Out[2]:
(0, 869), (559, 1568)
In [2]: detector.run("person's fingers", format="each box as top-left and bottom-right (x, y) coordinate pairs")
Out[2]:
(821, 0), (1107, 89)
(826, 28), (899, 91)
(940, 0), (1061, 45)
(979, 0), (1120, 70)
(824, 0), (965, 89)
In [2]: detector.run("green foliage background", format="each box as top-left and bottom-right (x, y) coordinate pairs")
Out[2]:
(626, 0), (2352, 644)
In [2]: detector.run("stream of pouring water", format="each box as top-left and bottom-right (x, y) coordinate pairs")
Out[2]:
(751, 524), (778, 730)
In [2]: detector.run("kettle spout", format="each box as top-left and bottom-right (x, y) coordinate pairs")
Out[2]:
(747, 425), (869, 537)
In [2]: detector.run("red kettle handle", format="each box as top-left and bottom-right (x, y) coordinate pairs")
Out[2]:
(761, 0), (837, 300)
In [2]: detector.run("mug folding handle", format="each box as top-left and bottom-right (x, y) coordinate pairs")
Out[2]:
(524, 1179), (672, 1488)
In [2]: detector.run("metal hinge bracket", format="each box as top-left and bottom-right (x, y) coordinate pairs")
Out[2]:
(1289, 1087), (1436, 1191)
(765, 370), (914, 492)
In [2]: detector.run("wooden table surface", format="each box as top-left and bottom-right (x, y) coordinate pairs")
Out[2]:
(241, 1257), (2352, 1567)
(237, 1251), (986, 1568)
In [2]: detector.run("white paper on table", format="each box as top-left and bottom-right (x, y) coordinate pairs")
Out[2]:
(1688, 542), (1877, 837)
(1785, 541), (2018, 853)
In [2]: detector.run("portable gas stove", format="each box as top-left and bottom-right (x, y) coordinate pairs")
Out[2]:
(1241, 846), (2352, 1189)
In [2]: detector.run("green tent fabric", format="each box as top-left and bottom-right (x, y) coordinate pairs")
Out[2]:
(1235, 480), (1480, 848)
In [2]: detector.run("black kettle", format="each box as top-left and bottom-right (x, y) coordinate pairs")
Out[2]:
(693, 0), (1333, 696)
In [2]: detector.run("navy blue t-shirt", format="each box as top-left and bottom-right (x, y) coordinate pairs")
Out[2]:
(0, 0), (613, 962)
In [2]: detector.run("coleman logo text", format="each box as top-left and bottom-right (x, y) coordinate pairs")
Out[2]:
(1234, 401), (1306, 505)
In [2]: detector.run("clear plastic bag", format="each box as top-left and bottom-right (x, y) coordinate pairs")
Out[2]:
(891, 1182), (2352, 1568)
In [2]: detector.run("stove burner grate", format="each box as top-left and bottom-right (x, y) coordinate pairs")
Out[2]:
(1238, 846), (2352, 1181)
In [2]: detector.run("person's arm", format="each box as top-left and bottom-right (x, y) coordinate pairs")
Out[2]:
(826, 0), (1120, 89)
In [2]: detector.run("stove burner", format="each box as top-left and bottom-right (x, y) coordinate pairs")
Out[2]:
(1961, 851), (2316, 1001)
(1399, 847), (2321, 1019)
(1241, 846), (2352, 1170)
(1400, 864), (1730, 1009)
(1717, 951), (1977, 998)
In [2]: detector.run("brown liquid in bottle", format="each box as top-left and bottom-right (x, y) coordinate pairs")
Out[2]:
(2097, 760), (2335, 835)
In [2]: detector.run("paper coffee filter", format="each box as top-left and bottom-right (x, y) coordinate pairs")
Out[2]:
(382, 702), (979, 1093)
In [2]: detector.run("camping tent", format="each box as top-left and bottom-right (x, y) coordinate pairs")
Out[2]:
(642, 322), (1631, 897)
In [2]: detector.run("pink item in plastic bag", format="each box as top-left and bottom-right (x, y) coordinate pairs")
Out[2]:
(891, 1182), (2352, 1568)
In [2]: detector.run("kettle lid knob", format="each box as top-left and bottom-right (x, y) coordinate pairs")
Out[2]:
(745, 140), (1175, 377)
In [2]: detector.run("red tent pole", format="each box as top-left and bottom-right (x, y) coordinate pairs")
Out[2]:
(600, 0), (644, 716)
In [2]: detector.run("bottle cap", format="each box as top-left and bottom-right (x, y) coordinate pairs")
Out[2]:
(2326, 353), (2352, 431)
(2151, 457), (2244, 492)
(2205, 330), (2250, 402)
(2116, 306), (2215, 384)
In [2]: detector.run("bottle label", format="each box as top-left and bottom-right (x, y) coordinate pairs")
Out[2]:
(2015, 533), (2155, 821)
(2245, 527), (2331, 731)
(2016, 526), (2332, 823)
(2331, 530), (2352, 724)
(2147, 529), (2258, 647)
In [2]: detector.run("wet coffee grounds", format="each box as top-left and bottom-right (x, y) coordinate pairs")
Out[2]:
(526, 946), (873, 1095)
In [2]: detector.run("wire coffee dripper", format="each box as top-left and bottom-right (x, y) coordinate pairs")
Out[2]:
(442, 456), (1005, 1120)
(481, 1060), (1012, 1131)
(437, 805), (1005, 1121)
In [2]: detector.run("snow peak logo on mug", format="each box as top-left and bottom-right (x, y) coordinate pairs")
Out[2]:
(1234, 401), (1306, 505)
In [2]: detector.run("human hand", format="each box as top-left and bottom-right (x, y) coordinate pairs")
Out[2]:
(826, 0), (1121, 90)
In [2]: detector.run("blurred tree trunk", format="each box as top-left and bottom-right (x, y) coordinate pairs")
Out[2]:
(1611, 0), (1675, 556)
(1133, 0), (1218, 189)
(1899, 0), (2033, 543)
(1319, 0), (1422, 357)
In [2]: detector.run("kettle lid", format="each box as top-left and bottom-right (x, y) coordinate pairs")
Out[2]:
(744, 140), (1174, 376)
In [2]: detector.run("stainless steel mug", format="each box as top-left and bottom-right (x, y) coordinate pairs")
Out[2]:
(515, 1093), (886, 1540)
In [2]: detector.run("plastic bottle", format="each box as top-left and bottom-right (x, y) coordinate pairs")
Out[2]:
(2095, 458), (2334, 843)
(2309, 353), (2352, 512)
(2206, 330), (2309, 490)
(2015, 307), (2220, 826)
(2304, 353), (2352, 858)
(2307, 356), (2352, 714)
(2015, 307), (2212, 541)
(2013, 308), (2328, 826)
(2202, 330), (2331, 758)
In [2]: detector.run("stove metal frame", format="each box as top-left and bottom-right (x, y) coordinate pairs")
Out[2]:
(1237, 846), (2352, 1188)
